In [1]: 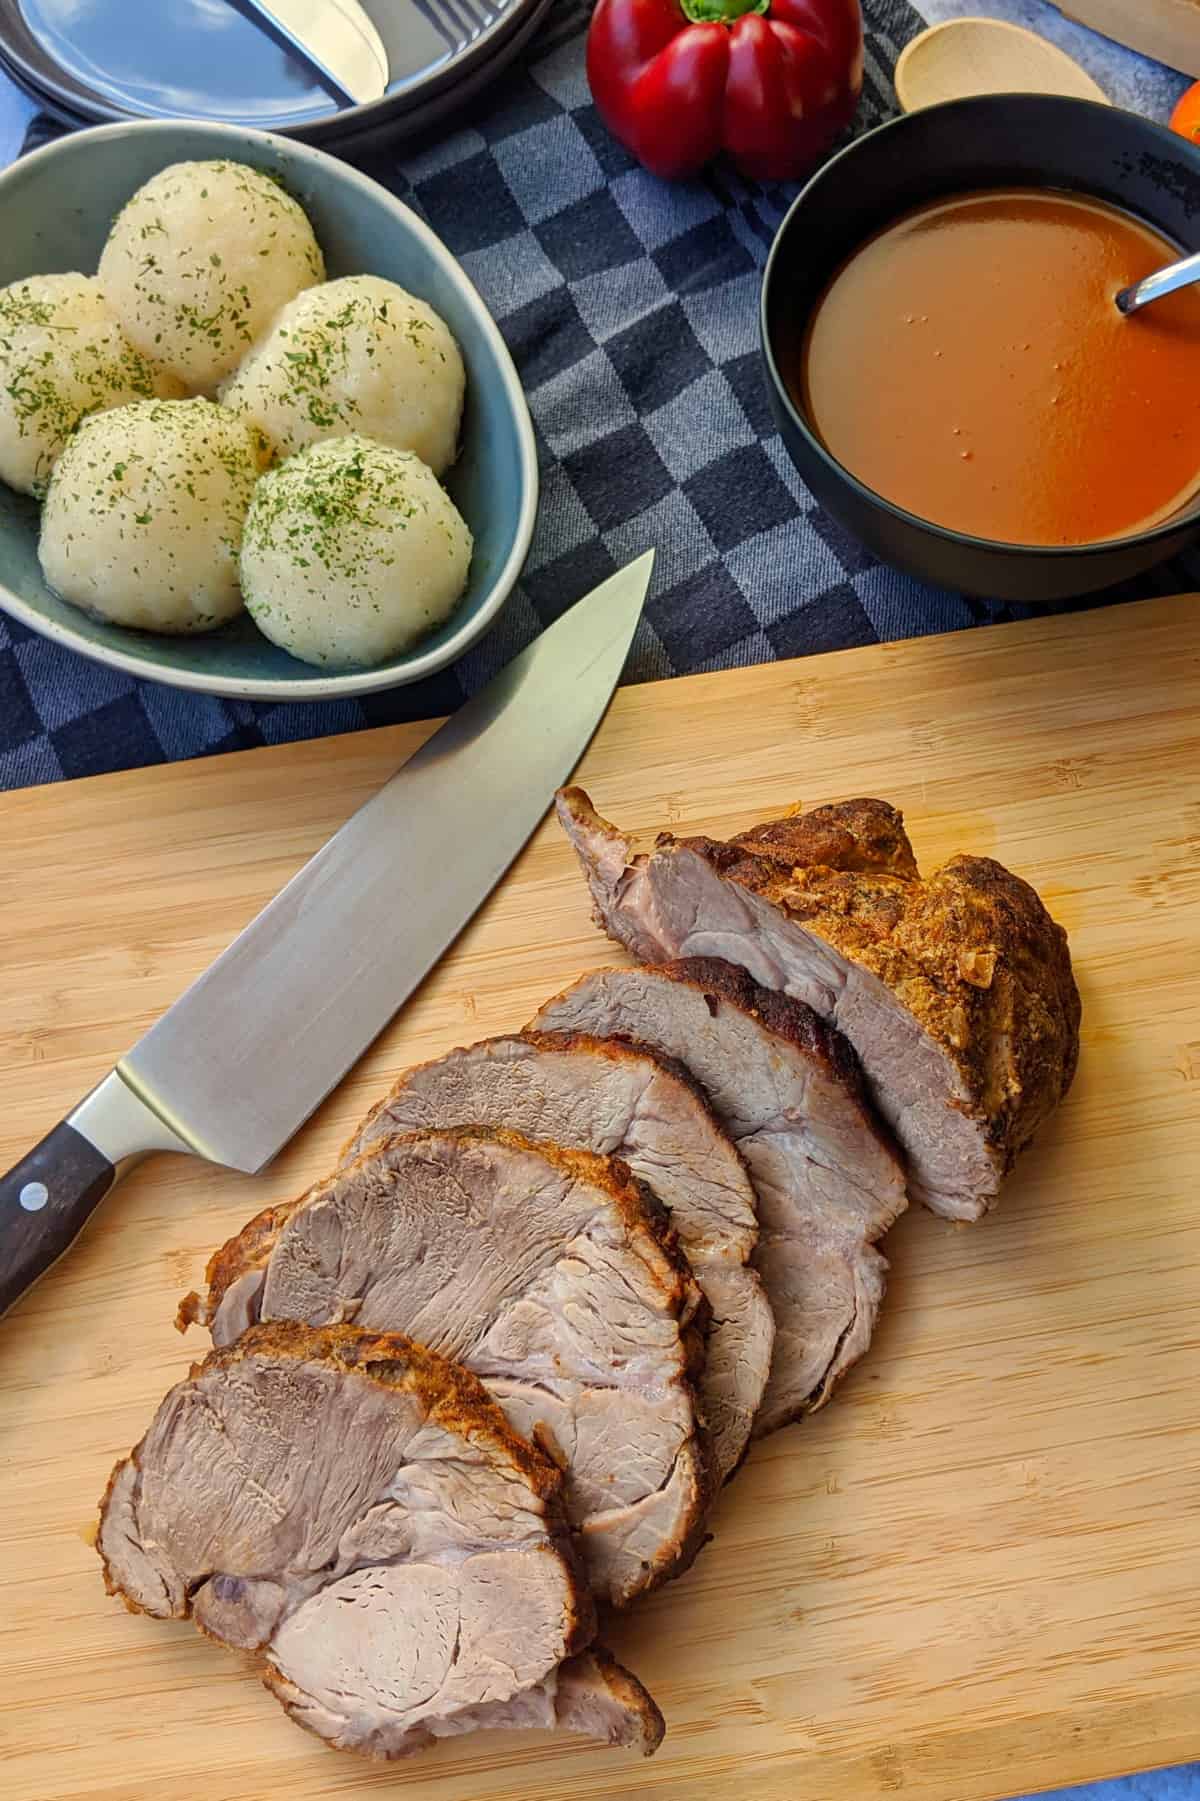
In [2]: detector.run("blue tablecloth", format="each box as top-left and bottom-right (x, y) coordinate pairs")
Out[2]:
(0, 13), (1197, 1792)
(2, 0), (1199, 793)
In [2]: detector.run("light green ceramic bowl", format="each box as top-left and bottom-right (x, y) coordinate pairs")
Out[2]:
(0, 120), (537, 699)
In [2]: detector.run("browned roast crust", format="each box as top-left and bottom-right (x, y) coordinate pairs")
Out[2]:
(208, 1322), (581, 1514)
(175, 1292), (204, 1331)
(560, 1646), (667, 1755)
(726, 796), (920, 879)
(560, 784), (1079, 1185)
(99, 1322), (587, 1632)
(96, 1458), (147, 1614)
(681, 811), (1080, 1168)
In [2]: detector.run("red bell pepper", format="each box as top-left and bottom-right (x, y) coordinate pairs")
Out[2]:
(586, 0), (863, 183)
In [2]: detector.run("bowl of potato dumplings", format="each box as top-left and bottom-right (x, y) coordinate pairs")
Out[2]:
(0, 120), (537, 697)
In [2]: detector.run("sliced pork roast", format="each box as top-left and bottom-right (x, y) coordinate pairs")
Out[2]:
(444, 1645), (665, 1750)
(341, 1031), (773, 1482)
(180, 1127), (712, 1608)
(533, 962), (906, 1433)
(99, 1323), (664, 1759)
(555, 788), (1081, 1223)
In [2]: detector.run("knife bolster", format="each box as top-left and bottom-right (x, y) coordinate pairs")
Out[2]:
(68, 1068), (197, 1168)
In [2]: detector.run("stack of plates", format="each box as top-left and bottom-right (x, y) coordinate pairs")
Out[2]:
(0, 0), (555, 151)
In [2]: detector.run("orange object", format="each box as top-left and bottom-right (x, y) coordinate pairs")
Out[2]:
(793, 188), (1200, 547)
(1170, 80), (1200, 144)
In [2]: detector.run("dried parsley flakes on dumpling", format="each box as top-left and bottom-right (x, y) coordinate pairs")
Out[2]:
(221, 275), (465, 475)
(0, 273), (182, 498)
(240, 433), (472, 669)
(39, 398), (269, 634)
(99, 160), (325, 394)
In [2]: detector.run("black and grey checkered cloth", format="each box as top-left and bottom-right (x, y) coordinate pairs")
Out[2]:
(2, 0), (1196, 791)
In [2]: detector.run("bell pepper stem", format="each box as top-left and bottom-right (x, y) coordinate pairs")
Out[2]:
(678, 0), (769, 21)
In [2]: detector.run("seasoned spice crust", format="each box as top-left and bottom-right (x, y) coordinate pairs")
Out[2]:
(672, 799), (1081, 1168)
(729, 795), (920, 879)
(554, 784), (1080, 1185)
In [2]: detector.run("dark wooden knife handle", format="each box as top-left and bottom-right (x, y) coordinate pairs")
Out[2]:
(0, 1123), (116, 1317)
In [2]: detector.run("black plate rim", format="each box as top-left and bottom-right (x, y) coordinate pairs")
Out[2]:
(0, 0), (552, 138)
(0, 0), (556, 155)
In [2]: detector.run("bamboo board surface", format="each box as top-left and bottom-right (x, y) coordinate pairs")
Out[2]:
(1, 595), (1199, 1801)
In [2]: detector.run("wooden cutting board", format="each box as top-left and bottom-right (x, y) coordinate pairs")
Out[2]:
(2, 594), (1199, 1801)
(1051, 0), (1200, 78)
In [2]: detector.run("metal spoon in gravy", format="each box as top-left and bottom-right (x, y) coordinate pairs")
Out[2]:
(1117, 248), (1200, 316)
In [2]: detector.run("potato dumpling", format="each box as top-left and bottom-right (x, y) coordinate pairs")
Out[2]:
(221, 274), (464, 474)
(0, 273), (181, 497)
(240, 433), (472, 669)
(99, 160), (325, 393)
(39, 398), (269, 634)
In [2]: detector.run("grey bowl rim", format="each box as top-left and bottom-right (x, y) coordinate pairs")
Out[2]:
(0, 116), (539, 701)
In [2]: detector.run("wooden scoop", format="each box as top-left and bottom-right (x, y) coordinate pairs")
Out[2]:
(894, 17), (1109, 112)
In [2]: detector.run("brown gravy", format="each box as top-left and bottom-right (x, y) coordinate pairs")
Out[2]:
(793, 189), (1200, 547)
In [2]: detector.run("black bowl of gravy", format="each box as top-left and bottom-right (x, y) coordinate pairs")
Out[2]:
(761, 94), (1200, 601)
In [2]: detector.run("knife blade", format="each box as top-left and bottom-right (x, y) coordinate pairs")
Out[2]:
(237, 0), (390, 105)
(0, 553), (653, 1316)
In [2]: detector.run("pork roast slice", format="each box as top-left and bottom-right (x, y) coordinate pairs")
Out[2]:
(98, 1323), (661, 1759)
(401, 1647), (664, 1753)
(341, 1031), (773, 1483)
(532, 961), (906, 1432)
(181, 1127), (713, 1607)
(555, 787), (1081, 1222)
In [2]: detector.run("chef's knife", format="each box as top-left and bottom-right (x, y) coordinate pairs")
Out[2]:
(236, 0), (390, 105)
(0, 553), (653, 1317)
